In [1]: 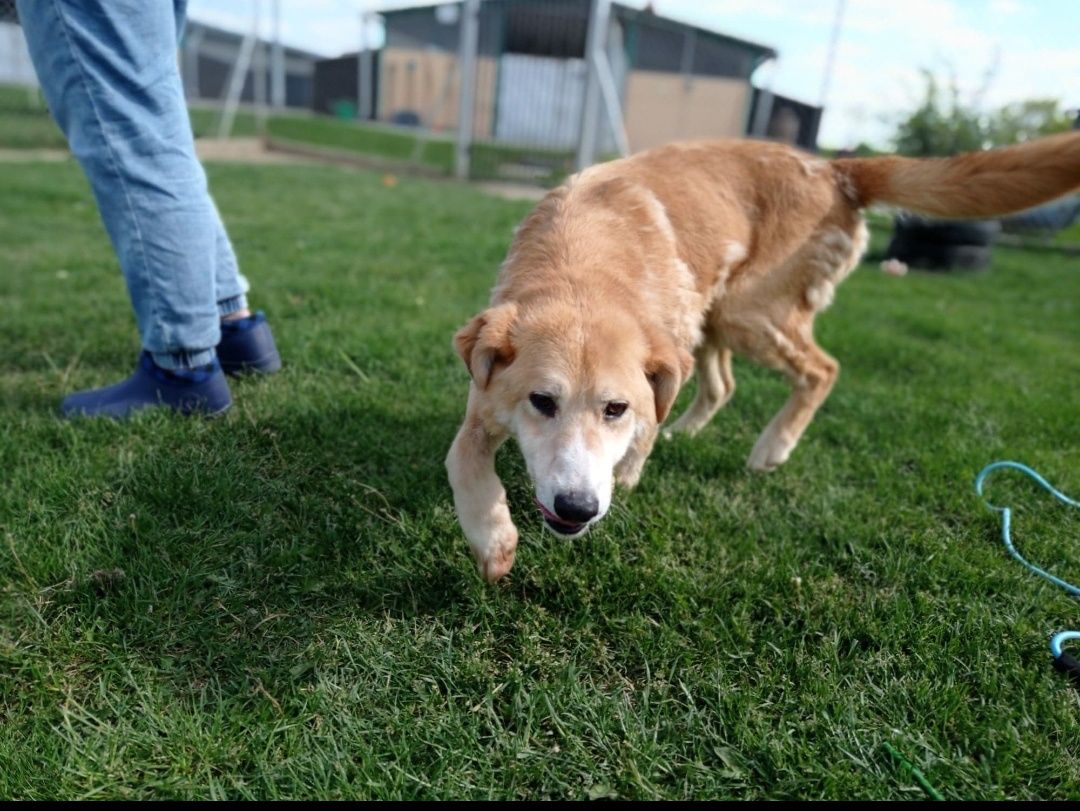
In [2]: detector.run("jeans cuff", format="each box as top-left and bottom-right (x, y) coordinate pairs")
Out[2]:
(218, 294), (249, 318)
(152, 347), (217, 370)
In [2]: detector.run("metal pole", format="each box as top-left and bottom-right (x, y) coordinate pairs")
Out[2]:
(576, 0), (611, 171)
(750, 58), (777, 137)
(358, 11), (375, 120)
(455, 0), (480, 181)
(271, 0), (285, 108)
(595, 52), (630, 158)
(184, 26), (206, 103)
(253, 0), (268, 133)
(818, 0), (846, 108)
(679, 30), (696, 89)
(217, 29), (257, 138)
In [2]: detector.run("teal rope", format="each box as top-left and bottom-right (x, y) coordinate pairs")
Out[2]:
(975, 461), (1080, 661)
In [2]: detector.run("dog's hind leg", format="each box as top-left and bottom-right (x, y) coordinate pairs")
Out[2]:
(445, 395), (518, 582)
(745, 323), (838, 473)
(664, 341), (735, 438)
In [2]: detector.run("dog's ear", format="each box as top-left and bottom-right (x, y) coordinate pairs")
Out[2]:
(645, 334), (693, 424)
(453, 303), (518, 388)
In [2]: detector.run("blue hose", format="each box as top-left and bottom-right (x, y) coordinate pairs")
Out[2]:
(975, 461), (1080, 671)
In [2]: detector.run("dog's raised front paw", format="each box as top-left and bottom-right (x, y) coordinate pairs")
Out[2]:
(470, 520), (519, 583)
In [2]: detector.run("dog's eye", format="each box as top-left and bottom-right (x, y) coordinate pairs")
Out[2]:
(529, 393), (557, 418)
(604, 401), (629, 420)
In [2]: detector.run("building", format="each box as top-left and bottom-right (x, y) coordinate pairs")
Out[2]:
(180, 20), (321, 110)
(368, 0), (821, 152)
(748, 89), (823, 151)
(0, 13), (321, 111)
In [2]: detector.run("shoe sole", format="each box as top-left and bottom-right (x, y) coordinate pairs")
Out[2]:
(221, 354), (282, 377)
(61, 400), (233, 419)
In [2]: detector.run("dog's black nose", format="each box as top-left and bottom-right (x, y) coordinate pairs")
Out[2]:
(554, 492), (599, 523)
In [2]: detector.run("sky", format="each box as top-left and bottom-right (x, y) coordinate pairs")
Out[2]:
(187, 0), (1080, 149)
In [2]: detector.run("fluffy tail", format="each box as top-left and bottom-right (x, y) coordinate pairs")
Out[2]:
(833, 131), (1080, 219)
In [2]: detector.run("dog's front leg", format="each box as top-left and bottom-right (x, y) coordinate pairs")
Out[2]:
(445, 403), (518, 582)
(615, 423), (659, 490)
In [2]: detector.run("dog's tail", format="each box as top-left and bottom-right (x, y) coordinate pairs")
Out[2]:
(832, 131), (1080, 219)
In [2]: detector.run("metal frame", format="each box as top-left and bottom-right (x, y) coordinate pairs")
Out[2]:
(455, 0), (481, 180)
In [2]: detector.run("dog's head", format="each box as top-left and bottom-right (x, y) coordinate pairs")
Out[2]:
(454, 299), (691, 537)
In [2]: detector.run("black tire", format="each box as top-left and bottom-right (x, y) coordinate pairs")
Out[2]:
(885, 236), (992, 271)
(892, 215), (1001, 246)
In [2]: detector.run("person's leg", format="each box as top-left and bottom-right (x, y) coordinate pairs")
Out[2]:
(171, 0), (253, 324)
(211, 204), (280, 375)
(18, 0), (221, 371)
(210, 200), (252, 322)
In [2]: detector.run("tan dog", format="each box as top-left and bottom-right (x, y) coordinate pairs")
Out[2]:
(447, 133), (1080, 581)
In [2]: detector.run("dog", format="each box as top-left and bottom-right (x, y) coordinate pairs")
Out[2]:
(446, 132), (1080, 582)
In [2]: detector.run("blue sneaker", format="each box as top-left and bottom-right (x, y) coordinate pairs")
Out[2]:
(217, 311), (282, 376)
(60, 352), (232, 418)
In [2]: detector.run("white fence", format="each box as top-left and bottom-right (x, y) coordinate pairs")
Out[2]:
(0, 19), (36, 87)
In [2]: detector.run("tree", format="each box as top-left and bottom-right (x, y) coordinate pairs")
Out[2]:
(892, 70), (1073, 157)
(987, 99), (1073, 145)
(893, 71), (986, 157)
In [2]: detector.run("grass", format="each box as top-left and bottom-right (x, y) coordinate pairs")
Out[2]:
(1, 157), (1079, 800)
(0, 84), (67, 149)
(265, 116), (574, 186)
(267, 115), (455, 174)
(0, 86), (262, 147)
(187, 106), (261, 139)
(0, 84), (573, 185)
(1053, 218), (1080, 248)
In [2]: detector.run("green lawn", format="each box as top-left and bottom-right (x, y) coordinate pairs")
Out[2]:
(0, 86), (263, 148)
(0, 84), (67, 149)
(0, 84), (571, 185)
(1, 158), (1079, 800)
(265, 116), (574, 185)
(187, 106), (261, 139)
(1054, 218), (1080, 247)
(267, 115), (455, 175)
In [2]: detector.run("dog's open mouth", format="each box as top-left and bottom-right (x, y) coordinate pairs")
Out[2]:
(534, 498), (588, 536)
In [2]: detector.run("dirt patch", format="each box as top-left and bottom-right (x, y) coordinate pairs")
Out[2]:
(475, 182), (549, 202)
(0, 148), (69, 162)
(195, 137), (317, 164)
(0, 138), (306, 165)
(0, 138), (553, 203)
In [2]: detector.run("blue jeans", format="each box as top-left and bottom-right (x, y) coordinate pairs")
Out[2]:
(17, 0), (249, 369)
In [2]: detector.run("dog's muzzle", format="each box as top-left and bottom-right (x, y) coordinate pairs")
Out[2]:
(534, 497), (593, 536)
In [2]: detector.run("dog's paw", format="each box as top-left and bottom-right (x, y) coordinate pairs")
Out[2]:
(663, 416), (704, 439)
(747, 432), (795, 473)
(479, 548), (516, 583)
(470, 520), (519, 583)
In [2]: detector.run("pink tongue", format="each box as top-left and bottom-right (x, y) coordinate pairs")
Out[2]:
(534, 498), (580, 526)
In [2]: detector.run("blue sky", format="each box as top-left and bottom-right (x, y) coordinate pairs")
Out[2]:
(188, 0), (1080, 148)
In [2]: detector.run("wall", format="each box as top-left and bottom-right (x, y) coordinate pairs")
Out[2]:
(378, 45), (495, 135)
(623, 70), (750, 151)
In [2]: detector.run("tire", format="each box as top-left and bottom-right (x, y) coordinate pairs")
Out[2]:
(1001, 195), (1080, 233)
(885, 236), (992, 271)
(892, 214), (1001, 247)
